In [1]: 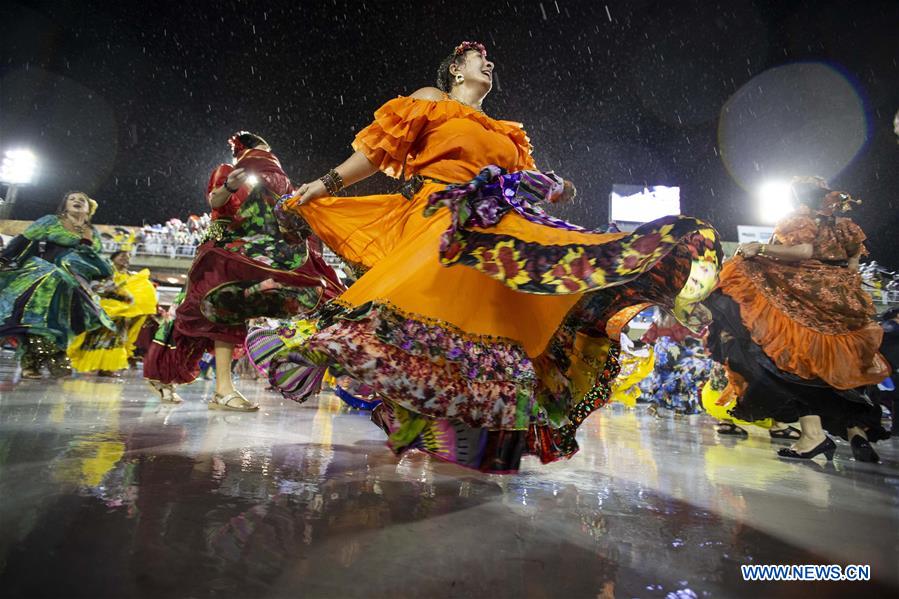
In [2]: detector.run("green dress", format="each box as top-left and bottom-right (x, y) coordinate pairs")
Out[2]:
(0, 215), (115, 350)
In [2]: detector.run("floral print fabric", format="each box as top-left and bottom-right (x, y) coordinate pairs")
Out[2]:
(639, 337), (713, 414)
(425, 166), (721, 330)
(0, 215), (114, 348)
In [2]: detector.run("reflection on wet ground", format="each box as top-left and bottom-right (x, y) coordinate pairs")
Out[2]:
(0, 352), (897, 598)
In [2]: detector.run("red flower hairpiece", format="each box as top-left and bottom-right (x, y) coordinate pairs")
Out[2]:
(453, 41), (487, 57)
(228, 131), (251, 158)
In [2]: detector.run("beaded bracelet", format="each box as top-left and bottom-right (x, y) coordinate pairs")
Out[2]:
(320, 168), (344, 195)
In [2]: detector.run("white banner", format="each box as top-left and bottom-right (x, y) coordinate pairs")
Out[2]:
(737, 225), (776, 244)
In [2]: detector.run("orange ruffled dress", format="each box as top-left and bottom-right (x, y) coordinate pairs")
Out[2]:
(705, 206), (890, 437)
(256, 96), (722, 472)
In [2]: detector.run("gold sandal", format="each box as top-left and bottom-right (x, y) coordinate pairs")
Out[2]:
(147, 380), (183, 403)
(208, 390), (259, 412)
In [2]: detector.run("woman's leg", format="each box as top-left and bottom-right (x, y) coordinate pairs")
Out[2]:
(213, 341), (235, 396)
(846, 425), (867, 441)
(793, 414), (827, 453)
(209, 340), (258, 411)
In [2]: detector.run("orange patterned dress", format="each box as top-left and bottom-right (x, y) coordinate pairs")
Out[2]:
(251, 95), (723, 472)
(706, 206), (890, 437)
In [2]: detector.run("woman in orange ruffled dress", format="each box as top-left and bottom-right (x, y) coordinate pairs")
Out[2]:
(704, 177), (891, 463)
(252, 42), (722, 472)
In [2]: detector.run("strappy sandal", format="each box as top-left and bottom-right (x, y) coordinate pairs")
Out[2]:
(208, 390), (259, 412)
(147, 380), (183, 403)
(716, 422), (748, 436)
(769, 425), (801, 440)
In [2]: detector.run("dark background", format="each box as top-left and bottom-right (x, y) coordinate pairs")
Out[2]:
(2, 0), (897, 265)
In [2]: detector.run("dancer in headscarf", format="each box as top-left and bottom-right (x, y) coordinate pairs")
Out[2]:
(143, 132), (343, 409)
(704, 177), (890, 462)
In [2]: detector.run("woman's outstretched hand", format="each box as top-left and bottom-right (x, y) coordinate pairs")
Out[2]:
(293, 179), (329, 206)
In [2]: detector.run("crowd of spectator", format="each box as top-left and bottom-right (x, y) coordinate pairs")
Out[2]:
(100, 215), (210, 258)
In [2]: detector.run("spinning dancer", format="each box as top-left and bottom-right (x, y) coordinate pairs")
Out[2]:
(0, 192), (114, 378)
(705, 177), (890, 462)
(143, 132), (342, 409)
(258, 42), (721, 471)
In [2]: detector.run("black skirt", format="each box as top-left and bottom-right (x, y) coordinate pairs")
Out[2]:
(704, 290), (888, 441)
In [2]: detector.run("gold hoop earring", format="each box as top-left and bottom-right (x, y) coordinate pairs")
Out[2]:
(454, 73), (464, 84)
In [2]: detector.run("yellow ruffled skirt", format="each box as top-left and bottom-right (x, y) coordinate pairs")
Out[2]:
(610, 348), (655, 408)
(68, 269), (157, 372)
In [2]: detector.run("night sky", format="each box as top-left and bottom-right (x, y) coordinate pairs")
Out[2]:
(3, 0), (898, 266)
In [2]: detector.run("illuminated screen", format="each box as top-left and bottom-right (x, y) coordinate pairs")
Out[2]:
(609, 185), (681, 223)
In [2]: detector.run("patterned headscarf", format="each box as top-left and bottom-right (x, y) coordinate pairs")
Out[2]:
(791, 176), (860, 217)
(228, 131), (252, 158)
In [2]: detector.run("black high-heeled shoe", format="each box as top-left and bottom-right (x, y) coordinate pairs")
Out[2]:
(777, 436), (836, 461)
(850, 436), (880, 463)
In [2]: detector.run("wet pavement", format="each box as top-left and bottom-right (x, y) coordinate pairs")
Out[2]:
(0, 351), (897, 598)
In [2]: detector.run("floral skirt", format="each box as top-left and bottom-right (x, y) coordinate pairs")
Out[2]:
(609, 348), (654, 408)
(638, 336), (713, 414)
(144, 188), (343, 385)
(0, 256), (112, 350)
(256, 167), (722, 472)
(717, 256), (889, 389)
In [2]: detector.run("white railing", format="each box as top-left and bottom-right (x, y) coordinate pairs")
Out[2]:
(100, 240), (200, 258)
(132, 242), (199, 258)
(869, 288), (899, 305)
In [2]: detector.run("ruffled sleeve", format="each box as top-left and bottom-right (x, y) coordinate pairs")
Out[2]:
(352, 96), (442, 178)
(207, 163), (233, 194)
(773, 213), (817, 246)
(502, 120), (536, 171)
(353, 96), (537, 178)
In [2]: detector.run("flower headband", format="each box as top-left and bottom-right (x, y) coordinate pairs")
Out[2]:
(453, 41), (487, 58)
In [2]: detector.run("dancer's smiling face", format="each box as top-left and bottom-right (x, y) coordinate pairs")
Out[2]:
(450, 50), (495, 93)
(111, 252), (130, 270)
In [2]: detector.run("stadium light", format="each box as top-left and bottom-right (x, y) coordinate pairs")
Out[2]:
(0, 149), (37, 185)
(0, 148), (39, 219)
(757, 181), (794, 224)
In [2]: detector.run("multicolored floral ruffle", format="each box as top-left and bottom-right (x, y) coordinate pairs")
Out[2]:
(425, 166), (721, 329)
(250, 299), (538, 431)
(370, 341), (621, 472)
